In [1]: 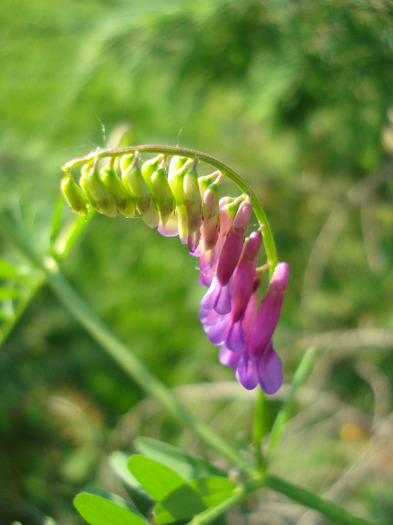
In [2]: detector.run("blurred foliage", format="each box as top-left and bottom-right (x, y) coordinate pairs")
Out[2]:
(1, 0), (393, 523)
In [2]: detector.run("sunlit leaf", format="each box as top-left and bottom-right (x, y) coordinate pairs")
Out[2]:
(127, 455), (185, 502)
(134, 437), (226, 480)
(152, 482), (206, 523)
(152, 476), (236, 523)
(109, 451), (152, 515)
(74, 492), (148, 525)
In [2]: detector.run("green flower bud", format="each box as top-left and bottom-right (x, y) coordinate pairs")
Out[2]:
(201, 183), (220, 250)
(120, 154), (135, 173)
(168, 159), (191, 204)
(168, 156), (190, 179)
(141, 154), (166, 189)
(100, 166), (136, 218)
(198, 171), (221, 197)
(61, 176), (90, 217)
(150, 167), (175, 226)
(184, 164), (202, 234)
(79, 164), (118, 218)
(121, 157), (159, 228)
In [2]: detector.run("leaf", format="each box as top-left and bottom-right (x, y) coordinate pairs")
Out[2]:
(189, 476), (236, 508)
(152, 483), (206, 523)
(74, 492), (148, 525)
(134, 437), (226, 480)
(152, 476), (236, 524)
(128, 455), (185, 502)
(109, 451), (152, 515)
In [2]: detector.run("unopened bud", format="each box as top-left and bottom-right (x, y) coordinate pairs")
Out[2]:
(61, 176), (90, 217)
(120, 154), (135, 173)
(141, 154), (166, 187)
(168, 156), (190, 179)
(121, 157), (159, 228)
(198, 171), (221, 197)
(183, 163), (202, 252)
(216, 197), (252, 286)
(201, 183), (220, 250)
(79, 164), (118, 218)
(100, 166), (136, 218)
(150, 167), (176, 225)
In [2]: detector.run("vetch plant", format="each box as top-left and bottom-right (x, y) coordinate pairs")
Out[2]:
(57, 143), (377, 525)
(0, 142), (378, 525)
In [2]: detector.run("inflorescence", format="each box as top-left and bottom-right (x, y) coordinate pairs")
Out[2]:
(61, 150), (289, 394)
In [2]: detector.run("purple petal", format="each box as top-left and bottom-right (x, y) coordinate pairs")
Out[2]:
(219, 345), (241, 372)
(225, 320), (245, 352)
(248, 262), (289, 360)
(236, 353), (258, 390)
(199, 271), (213, 287)
(216, 230), (245, 286)
(230, 231), (262, 322)
(199, 308), (222, 326)
(214, 283), (231, 315)
(205, 315), (230, 345)
(257, 342), (283, 394)
(200, 277), (221, 311)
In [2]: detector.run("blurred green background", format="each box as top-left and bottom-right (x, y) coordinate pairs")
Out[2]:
(1, 0), (393, 523)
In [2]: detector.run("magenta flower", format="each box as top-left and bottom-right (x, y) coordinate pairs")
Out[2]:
(216, 197), (252, 286)
(216, 263), (289, 394)
(248, 262), (290, 361)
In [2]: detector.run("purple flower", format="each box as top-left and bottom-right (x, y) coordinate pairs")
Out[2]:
(248, 262), (289, 361)
(216, 197), (252, 286)
(216, 262), (289, 395)
(229, 231), (262, 323)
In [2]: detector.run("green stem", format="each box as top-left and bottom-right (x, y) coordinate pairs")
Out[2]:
(189, 478), (265, 525)
(252, 389), (266, 471)
(265, 475), (377, 525)
(63, 145), (278, 276)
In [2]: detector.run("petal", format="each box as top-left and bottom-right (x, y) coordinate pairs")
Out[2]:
(199, 271), (214, 287)
(219, 345), (241, 372)
(199, 308), (221, 326)
(200, 277), (221, 311)
(248, 262), (289, 360)
(214, 282), (232, 315)
(157, 212), (179, 237)
(225, 320), (245, 352)
(205, 315), (230, 345)
(236, 353), (258, 390)
(257, 342), (283, 395)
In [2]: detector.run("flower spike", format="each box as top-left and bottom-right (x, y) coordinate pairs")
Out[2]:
(61, 144), (286, 394)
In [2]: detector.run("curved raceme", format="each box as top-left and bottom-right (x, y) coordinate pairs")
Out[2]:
(61, 152), (289, 394)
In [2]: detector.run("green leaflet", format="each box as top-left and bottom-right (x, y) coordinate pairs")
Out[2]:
(127, 455), (185, 502)
(153, 476), (236, 524)
(74, 492), (148, 525)
(134, 436), (226, 480)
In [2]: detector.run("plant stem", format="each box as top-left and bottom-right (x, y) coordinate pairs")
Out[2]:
(252, 389), (266, 471)
(189, 478), (265, 525)
(63, 145), (278, 276)
(265, 475), (377, 525)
